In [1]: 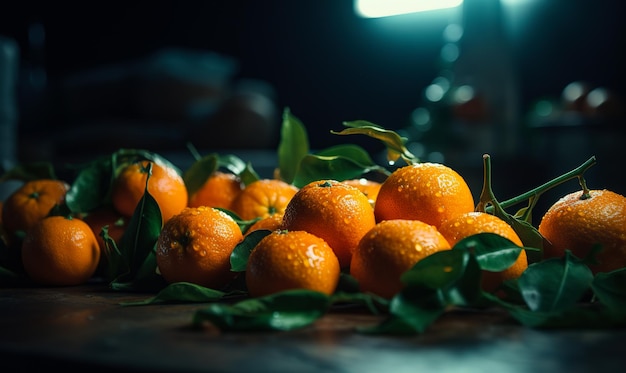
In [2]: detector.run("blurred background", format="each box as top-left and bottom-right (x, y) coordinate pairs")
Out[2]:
(1, 0), (625, 221)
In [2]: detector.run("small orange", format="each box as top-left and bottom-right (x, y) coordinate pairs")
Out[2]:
(112, 160), (187, 224)
(21, 215), (101, 286)
(438, 211), (528, 292)
(1, 179), (70, 247)
(188, 171), (244, 210)
(156, 206), (244, 289)
(343, 178), (382, 207)
(246, 229), (340, 297)
(281, 180), (376, 268)
(230, 179), (298, 221)
(538, 189), (626, 273)
(245, 212), (284, 236)
(350, 219), (451, 299)
(82, 206), (128, 277)
(374, 162), (475, 228)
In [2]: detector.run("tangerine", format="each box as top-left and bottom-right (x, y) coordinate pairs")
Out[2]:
(343, 178), (382, 207)
(1, 179), (70, 247)
(156, 206), (243, 289)
(246, 229), (340, 297)
(438, 211), (528, 292)
(112, 160), (187, 224)
(230, 179), (298, 221)
(350, 219), (451, 299)
(374, 162), (475, 228)
(281, 180), (376, 268)
(21, 215), (100, 286)
(538, 189), (626, 273)
(188, 171), (243, 210)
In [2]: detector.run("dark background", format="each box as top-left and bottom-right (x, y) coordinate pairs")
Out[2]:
(2, 0), (626, 215)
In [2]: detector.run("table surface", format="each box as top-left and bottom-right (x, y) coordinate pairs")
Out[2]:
(1, 284), (625, 373)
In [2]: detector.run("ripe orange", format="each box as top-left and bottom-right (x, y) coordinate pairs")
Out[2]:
(281, 180), (376, 268)
(82, 206), (128, 276)
(1, 179), (70, 247)
(156, 206), (244, 289)
(230, 179), (298, 221)
(82, 206), (128, 250)
(245, 212), (284, 236)
(350, 219), (452, 299)
(438, 211), (528, 292)
(112, 160), (187, 224)
(538, 189), (626, 273)
(21, 215), (101, 286)
(343, 178), (382, 207)
(188, 171), (243, 210)
(374, 162), (475, 228)
(246, 229), (340, 297)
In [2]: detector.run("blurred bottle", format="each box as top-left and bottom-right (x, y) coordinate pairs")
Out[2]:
(0, 36), (19, 173)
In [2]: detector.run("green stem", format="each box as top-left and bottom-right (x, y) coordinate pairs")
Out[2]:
(486, 155), (597, 213)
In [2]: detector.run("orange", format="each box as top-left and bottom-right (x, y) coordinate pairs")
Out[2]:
(1, 179), (70, 247)
(245, 212), (284, 236)
(112, 160), (187, 224)
(281, 180), (376, 268)
(156, 206), (244, 289)
(350, 219), (451, 299)
(82, 206), (128, 250)
(438, 211), (528, 292)
(246, 229), (340, 297)
(230, 178), (298, 221)
(82, 206), (128, 277)
(343, 178), (382, 207)
(538, 189), (626, 274)
(374, 162), (475, 228)
(21, 215), (101, 286)
(188, 171), (244, 210)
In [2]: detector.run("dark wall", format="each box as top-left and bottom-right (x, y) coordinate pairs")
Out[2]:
(2, 0), (625, 152)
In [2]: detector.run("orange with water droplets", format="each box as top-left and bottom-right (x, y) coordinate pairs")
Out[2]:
(246, 229), (340, 297)
(374, 162), (475, 228)
(538, 189), (626, 273)
(342, 178), (382, 207)
(350, 219), (451, 299)
(438, 211), (528, 292)
(282, 179), (376, 268)
(156, 206), (244, 289)
(21, 215), (101, 286)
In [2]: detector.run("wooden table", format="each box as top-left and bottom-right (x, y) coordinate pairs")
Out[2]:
(1, 284), (624, 372)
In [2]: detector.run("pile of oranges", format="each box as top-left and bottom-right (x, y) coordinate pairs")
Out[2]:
(1, 150), (625, 304)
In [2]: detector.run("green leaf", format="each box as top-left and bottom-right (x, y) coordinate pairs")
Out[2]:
(183, 153), (218, 197)
(291, 144), (389, 188)
(333, 121), (417, 165)
(330, 291), (390, 315)
(109, 173), (164, 291)
(230, 230), (271, 272)
(453, 233), (528, 272)
(277, 108), (310, 184)
(591, 268), (626, 316)
(121, 282), (227, 306)
(192, 289), (331, 331)
(64, 155), (115, 214)
(518, 251), (593, 312)
(359, 287), (444, 335)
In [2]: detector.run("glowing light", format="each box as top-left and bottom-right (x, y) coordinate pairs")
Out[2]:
(355, 0), (463, 18)
(425, 84), (445, 102)
(453, 85), (475, 104)
(587, 88), (608, 108)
